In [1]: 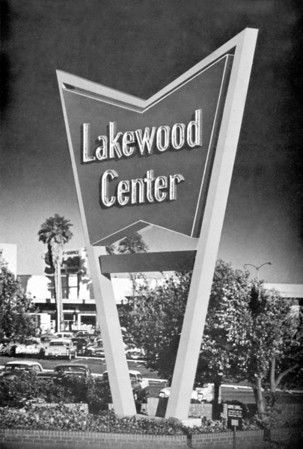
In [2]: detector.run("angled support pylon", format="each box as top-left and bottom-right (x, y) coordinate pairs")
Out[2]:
(165, 28), (258, 420)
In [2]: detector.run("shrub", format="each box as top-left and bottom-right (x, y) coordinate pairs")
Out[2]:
(0, 402), (263, 435)
(0, 373), (96, 408)
(0, 373), (137, 413)
(86, 378), (112, 413)
(0, 403), (187, 434)
(0, 372), (41, 407)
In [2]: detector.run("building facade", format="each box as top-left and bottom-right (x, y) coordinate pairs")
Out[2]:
(16, 248), (303, 333)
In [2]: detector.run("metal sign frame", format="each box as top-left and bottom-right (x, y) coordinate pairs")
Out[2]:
(57, 27), (258, 419)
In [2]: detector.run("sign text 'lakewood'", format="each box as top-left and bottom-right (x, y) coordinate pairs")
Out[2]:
(82, 110), (202, 208)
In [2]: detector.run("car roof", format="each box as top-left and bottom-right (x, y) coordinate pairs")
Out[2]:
(6, 360), (42, 366)
(49, 338), (71, 343)
(22, 337), (41, 342)
(55, 332), (73, 335)
(55, 364), (88, 369)
(103, 370), (142, 377)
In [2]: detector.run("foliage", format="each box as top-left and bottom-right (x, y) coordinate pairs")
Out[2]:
(127, 271), (190, 380)
(38, 214), (73, 247)
(0, 402), (261, 434)
(0, 403), (184, 433)
(198, 260), (251, 383)
(126, 260), (301, 420)
(107, 232), (149, 307)
(0, 260), (36, 342)
(0, 372), (86, 407)
(0, 372), (147, 414)
(269, 307), (303, 392)
(106, 232), (148, 255)
(86, 379), (112, 413)
(126, 262), (252, 383)
(38, 213), (73, 275)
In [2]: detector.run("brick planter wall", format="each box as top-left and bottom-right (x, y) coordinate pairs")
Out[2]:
(0, 429), (188, 449)
(0, 427), (302, 449)
(191, 430), (264, 449)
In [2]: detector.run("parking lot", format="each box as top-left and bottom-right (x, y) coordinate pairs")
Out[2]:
(0, 355), (165, 397)
(1, 354), (302, 404)
(0, 354), (156, 376)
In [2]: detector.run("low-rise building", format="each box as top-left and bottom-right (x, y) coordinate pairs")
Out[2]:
(17, 248), (303, 333)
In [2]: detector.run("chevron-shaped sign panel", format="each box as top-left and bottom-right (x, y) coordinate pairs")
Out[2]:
(59, 54), (233, 245)
(57, 29), (258, 419)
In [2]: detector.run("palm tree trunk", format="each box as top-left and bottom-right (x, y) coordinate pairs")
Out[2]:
(51, 241), (64, 333)
(53, 260), (63, 332)
(57, 261), (63, 332)
(54, 265), (60, 332)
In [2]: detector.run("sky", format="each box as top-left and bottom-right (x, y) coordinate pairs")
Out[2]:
(1, 0), (302, 283)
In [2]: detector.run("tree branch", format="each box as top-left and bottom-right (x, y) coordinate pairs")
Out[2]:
(275, 363), (300, 389)
(270, 356), (276, 392)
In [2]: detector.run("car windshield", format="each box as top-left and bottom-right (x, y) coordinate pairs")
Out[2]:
(55, 366), (86, 373)
(41, 336), (52, 342)
(130, 373), (141, 381)
(5, 364), (31, 371)
(24, 340), (37, 345)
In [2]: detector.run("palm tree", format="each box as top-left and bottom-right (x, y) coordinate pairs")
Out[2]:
(38, 214), (73, 332)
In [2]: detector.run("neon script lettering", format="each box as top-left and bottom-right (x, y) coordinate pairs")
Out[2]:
(82, 109), (202, 163)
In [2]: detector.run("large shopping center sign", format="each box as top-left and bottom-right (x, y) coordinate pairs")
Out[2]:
(58, 28), (258, 419)
(59, 54), (232, 244)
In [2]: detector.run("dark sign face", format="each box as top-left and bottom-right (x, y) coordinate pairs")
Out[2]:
(60, 54), (233, 245)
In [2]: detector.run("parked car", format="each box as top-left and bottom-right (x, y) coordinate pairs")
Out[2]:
(125, 346), (145, 360)
(101, 370), (149, 411)
(158, 385), (213, 403)
(86, 346), (105, 357)
(71, 337), (89, 355)
(75, 331), (90, 338)
(85, 339), (104, 357)
(54, 332), (74, 340)
(0, 360), (44, 378)
(53, 363), (92, 380)
(102, 370), (149, 390)
(40, 333), (56, 347)
(15, 338), (45, 357)
(44, 338), (77, 359)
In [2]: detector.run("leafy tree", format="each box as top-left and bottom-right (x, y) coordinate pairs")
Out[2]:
(106, 233), (148, 256)
(38, 214), (73, 332)
(0, 257), (36, 342)
(270, 307), (303, 393)
(127, 271), (189, 378)
(126, 260), (301, 420)
(106, 231), (148, 300)
(197, 260), (252, 416)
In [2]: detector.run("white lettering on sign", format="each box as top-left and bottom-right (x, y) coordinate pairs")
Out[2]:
(82, 109), (203, 209)
(100, 169), (185, 208)
(82, 109), (202, 163)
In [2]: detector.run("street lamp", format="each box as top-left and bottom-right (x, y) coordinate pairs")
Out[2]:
(244, 262), (272, 301)
(243, 262), (272, 282)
